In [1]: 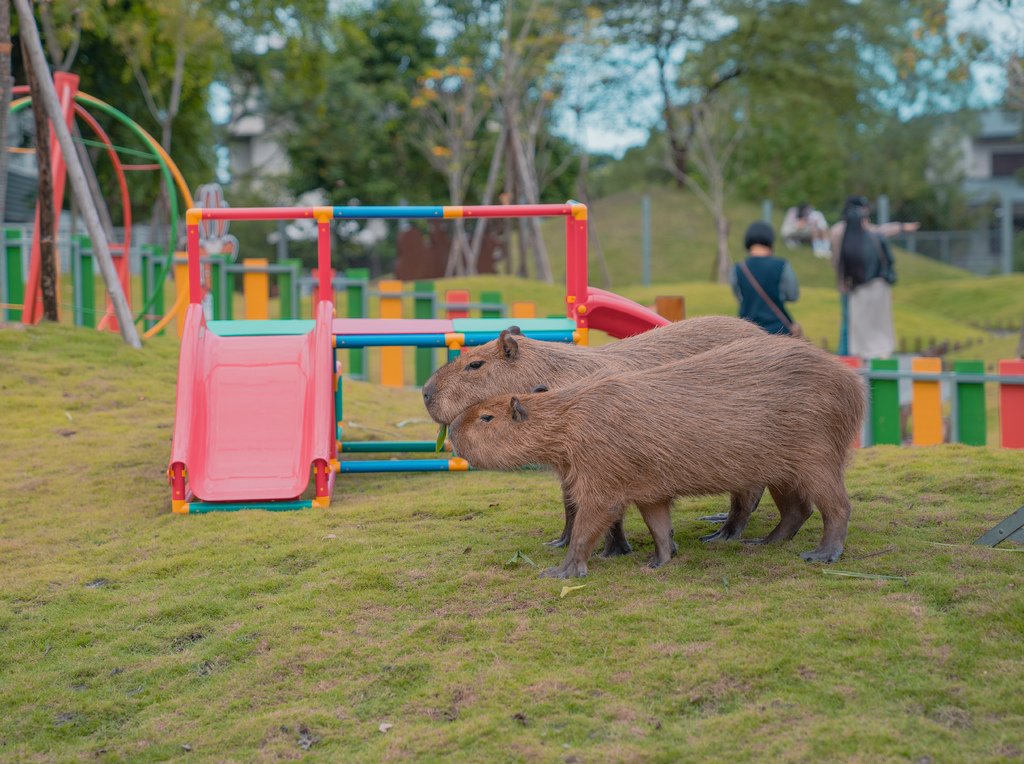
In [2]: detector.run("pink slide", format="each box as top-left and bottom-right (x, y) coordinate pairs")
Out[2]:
(583, 286), (670, 339)
(169, 302), (335, 505)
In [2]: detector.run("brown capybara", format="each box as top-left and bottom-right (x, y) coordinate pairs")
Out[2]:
(448, 335), (865, 578)
(422, 316), (766, 555)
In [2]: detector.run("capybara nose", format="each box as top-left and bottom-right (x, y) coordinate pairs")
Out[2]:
(422, 382), (434, 404)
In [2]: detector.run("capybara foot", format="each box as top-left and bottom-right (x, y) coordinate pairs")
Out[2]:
(799, 545), (843, 563)
(698, 512), (730, 524)
(600, 536), (632, 558)
(699, 526), (742, 543)
(647, 555), (668, 569)
(540, 560), (588, 578)
(545, 535), (569, 548)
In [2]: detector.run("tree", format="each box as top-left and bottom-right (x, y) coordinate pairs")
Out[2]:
(0, 0), (12, 225)
(668, 94), (745, 283)
(20, 31), (57, 319)
(412, 62), (491, 275)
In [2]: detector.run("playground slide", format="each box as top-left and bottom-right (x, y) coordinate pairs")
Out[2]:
(169, 301), (335, 503)
(584, 286), (670, 339)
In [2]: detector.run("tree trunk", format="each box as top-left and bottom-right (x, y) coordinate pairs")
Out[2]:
(715, 209), (731, 284)
(0, 0), (12, 225)
(22, 37), (58, 320)
(655, 48), (688, 186)
(467, 121), (508, 273)
(576, 150), (611, 289)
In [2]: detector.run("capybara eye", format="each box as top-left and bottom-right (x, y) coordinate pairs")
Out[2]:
(467, 360), (485, 370)
(480, 414), (494, 422)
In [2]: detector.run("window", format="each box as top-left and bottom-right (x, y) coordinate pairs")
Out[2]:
(991, 151), (1024, 177)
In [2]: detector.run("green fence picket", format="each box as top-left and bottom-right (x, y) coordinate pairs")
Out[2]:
(955, 360), (986, 446)
(414, 280), (435, 386)
(346, 268), (369, 378)
(870, 358), (901, 445)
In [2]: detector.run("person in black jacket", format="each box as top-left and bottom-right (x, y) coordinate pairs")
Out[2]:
(730, 220), (800, 335)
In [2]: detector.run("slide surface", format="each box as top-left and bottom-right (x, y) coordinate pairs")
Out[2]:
(170, 302), (334, 502)
(584, 287), (670, 338)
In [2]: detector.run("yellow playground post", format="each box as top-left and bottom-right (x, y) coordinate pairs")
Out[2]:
(243, 258), (269, 320)
(911, 357), (943, 446)
(379, 280), (404, 387)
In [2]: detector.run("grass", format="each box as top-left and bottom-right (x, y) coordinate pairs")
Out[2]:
(3, 323), (1024, 761)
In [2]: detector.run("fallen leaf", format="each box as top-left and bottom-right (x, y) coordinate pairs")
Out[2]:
(462, 547), (471, 554)
(181, 744), (192, 752)
(559, 584), (587, 598)
(821, 570), (908, 582)
(379, 722), (393, 733)
(505, 551), (536, 567)
(64, 411), (73, 421)
(323, 534), (337, 540)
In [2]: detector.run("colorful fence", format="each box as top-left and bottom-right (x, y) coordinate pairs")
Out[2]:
(851, 360), (1024, 448)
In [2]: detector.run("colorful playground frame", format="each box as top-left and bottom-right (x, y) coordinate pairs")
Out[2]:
(167, 202), (670, 514)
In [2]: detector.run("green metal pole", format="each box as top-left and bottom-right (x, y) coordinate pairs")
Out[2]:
(208, 255), (229, 321)
(414, 279), (435, 385)
(72, 234), (96, 329)
(954, 360), (987, 446)
(4, 229), (24, 323)
(869, 358), (901, 446)
(481, 290), (502, 319)
(346, 267), (369, 378)
(279, 259), (300, 319)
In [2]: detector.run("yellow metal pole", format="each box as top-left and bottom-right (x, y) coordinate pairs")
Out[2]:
(243, 258), (269, 320)
(379, 280), (404, 387)
(911, 357), (943, 446)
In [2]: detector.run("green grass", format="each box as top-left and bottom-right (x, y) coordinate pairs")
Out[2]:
(3, 323), (1024, 761)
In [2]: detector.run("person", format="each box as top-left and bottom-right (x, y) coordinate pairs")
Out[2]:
(830, 195), (919, 358)
(730, 220), (800, 335)
(781, 201), (830, 257)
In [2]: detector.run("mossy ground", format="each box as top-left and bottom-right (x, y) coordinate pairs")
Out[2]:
(2, 323), (1023, 762)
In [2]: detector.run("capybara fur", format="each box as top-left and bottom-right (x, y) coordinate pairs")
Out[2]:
(423, 315), (766, 554)
(448, 335), (865, 578)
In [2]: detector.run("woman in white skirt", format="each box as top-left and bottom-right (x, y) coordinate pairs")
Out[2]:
(830, 196), (919, 358)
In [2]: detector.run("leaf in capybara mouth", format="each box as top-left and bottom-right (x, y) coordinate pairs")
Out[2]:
(435, 425), (447, 453)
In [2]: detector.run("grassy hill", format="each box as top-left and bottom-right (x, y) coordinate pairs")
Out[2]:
(2, 323), (1024, 761)
(540, 187), (970, 289)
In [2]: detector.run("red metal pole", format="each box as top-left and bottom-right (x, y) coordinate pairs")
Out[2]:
(458, 204), (572, 219)
(316, 217), (332, 303)
(186, 220), (201, 304)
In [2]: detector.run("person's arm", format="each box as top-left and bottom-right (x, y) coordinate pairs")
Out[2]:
(729, 264), (742, 302)
(780, 262), (800, 303)
(872, 221), (919, 238)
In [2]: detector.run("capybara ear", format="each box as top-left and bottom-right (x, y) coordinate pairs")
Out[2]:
(498, 329), (520, 360)
(531, 384), (549, 393)
(507, 325), (523, 335)
(510, 396), (528, 421)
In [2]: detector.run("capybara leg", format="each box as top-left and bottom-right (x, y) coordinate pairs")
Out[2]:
(799, 480), (851, 563)
(637, 500), (675, 569)
(749, 487), (814, 545)
(600, 517), (633, 558)
(546, 487), (576, 548)
(700, 489), (763, 543)
(541, 503), (613, 579)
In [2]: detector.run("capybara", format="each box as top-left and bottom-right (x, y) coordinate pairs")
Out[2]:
(422, 316), (766, 554)
(448, 335), (865, 578)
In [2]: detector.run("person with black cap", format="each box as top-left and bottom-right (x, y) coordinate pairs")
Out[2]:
(730, 220), (801, 335)
(829, 196), (919, 357)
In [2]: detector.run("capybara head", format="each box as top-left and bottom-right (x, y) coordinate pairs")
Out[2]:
(423, 327), (561, 425)
(449, 394), (545, 470)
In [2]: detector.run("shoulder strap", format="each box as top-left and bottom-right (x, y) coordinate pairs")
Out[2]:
(738, 261), (794, 332)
